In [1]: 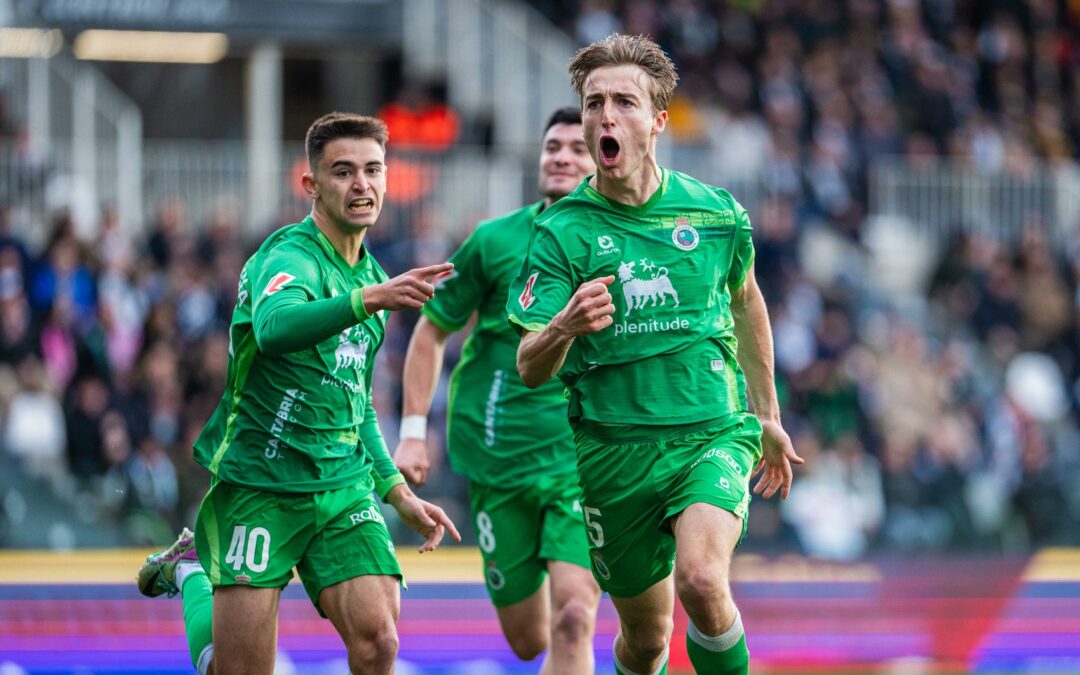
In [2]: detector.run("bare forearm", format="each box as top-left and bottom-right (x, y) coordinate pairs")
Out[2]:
(402, 316), (450, 416)
(732, 282), (780, 422)
(517, 324), (575, 388)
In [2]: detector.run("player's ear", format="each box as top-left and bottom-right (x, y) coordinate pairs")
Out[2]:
(653, 109), (668, 136)
(301, 171), (318, 199)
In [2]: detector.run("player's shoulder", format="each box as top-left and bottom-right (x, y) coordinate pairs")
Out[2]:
(665, 169), (742, 211)
(249, 219), (323, 277)
(257, 219), (319, 257)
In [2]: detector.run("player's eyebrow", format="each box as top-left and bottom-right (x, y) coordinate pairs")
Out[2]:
(585, 90), (640, 103)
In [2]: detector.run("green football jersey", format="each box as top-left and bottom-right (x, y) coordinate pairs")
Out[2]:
(194, 216), (400, 494)
(422, 201), (576, 486)
(507, 169), (755, 428)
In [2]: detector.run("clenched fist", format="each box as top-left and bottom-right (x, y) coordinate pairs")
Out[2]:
(551, 275), (616, 336)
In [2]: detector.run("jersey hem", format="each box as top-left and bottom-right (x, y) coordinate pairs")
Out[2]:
(204, 472), (376, 495)
(507, 313), (548, 334)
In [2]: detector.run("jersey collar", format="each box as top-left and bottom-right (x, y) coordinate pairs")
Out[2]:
(581, 167), (669, 215)
(301, 215), (371, 274)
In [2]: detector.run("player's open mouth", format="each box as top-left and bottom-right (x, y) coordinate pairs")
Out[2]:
(348, 198), (374, 214)
(599, 136), (620, 167)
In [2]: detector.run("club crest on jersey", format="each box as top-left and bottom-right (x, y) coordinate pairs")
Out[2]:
(263, 272), (295, 296)
(672, 219), (699, 251)
(518, 272), (539, 310)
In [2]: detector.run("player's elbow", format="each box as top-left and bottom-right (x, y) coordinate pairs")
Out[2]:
(254, 322), (289, 357)
(516, 356), (546, 389)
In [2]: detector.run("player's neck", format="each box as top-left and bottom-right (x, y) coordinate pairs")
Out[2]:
(311, 211), (367, 266)
(592, 156), (661, 207)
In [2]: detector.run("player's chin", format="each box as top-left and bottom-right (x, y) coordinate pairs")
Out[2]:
(596, 162), (624, 179)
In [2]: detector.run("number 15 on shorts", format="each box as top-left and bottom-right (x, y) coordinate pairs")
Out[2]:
(226, 525), (271, 573)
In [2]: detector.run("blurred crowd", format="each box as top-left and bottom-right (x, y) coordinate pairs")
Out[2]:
(2, 0), (1080, 556)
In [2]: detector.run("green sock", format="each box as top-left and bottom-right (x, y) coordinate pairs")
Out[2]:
(180, 570), (214, 671)
(686, 615), (749, 675)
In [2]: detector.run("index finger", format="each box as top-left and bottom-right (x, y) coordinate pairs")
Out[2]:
(409, 262), (454, 281)
(433, 508), (462, 542)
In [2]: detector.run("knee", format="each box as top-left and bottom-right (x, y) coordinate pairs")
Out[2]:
(346, 625), (399, 674)
(675, 563), (731, 610)
(506, 628), (547, 661)
(552, 598), (596, 645)
(621, 615), (673, 663)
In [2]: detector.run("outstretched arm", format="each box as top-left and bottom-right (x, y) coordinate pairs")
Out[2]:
(730, 265), (804, 499)
(254, 262), (453, 357)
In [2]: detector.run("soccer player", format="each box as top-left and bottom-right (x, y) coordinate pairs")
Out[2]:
(392, 107), (601, 674)
(507, 35), (804, 675)
(136, 112), (461, 675)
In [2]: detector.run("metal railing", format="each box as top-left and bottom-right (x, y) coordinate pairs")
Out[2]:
(137, 141), (531, 240)
(0, 53), (142, 245)
(869, 158), (1080, 243)
(8, 129), (1080, 251)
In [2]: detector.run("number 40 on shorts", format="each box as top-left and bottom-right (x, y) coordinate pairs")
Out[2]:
(225, 525), (272, 573)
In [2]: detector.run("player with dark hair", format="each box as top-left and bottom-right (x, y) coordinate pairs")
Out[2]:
(137, 112), (460, 675)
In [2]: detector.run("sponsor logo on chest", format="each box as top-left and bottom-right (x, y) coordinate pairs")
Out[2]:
(610, 257), (690, 337)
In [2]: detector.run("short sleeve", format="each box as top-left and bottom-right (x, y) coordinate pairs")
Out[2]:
(421, 229), (488, 332)
(727, 199), (755, 290)
(506, 227), (574, 333)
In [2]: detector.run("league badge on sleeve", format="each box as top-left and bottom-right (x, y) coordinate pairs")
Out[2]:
(263, 272), (296, 296)
(672, 217), (699, 251)
(518, 272), (539, 310)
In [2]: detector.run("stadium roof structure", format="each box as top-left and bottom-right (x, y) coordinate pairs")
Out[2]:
(7, 0), (402, 45)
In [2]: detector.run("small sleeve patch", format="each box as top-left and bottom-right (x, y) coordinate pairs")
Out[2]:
(518, 272), (539, 310)
(263, 272), (296, 296)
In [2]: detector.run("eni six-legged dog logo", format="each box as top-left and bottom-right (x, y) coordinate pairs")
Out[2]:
(617, 259), (680, 316)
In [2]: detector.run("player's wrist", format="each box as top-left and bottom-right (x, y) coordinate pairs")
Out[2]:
(548, 312), (576, 340)
(360, 284), (384, 316)
(400, 415), (427, 441)
(384, 482), (412, 506)
(351, 288), (373, 321)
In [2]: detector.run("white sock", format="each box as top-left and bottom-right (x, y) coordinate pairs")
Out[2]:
(613, 633), (669, 675)
(688, 608), (745, 652)
(175, 561), (205, 591)
(196, 644), (214, 675)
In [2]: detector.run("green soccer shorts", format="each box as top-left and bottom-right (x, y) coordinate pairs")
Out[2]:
(194, 479), (402, 617)
(572, 413), (763, 598)
(467, 471), (592, 607)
